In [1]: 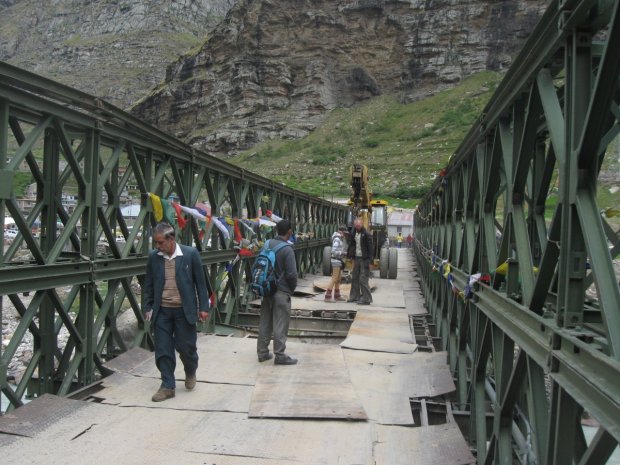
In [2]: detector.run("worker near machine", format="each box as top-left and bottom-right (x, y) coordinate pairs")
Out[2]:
(143, 222), (210, 402)
(325, 225), (348, 301)
(396, 232), (403, 248)
(257, 219), (299, 365)
(347, 218), (373, 305)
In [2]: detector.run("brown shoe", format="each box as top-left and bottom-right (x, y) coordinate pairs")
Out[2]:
(152, 388), (175, 402)
(185, 373), (196, 390)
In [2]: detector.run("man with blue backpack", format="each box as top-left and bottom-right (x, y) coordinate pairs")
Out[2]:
(255, 219), (299, 365)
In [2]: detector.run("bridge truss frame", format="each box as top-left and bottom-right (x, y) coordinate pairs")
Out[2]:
(0, 62), (347, 412)
(414, 0), (620, 463)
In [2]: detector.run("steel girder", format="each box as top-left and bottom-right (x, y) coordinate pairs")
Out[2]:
(414, 0), (620, 463)
(0, 62), (347, 412)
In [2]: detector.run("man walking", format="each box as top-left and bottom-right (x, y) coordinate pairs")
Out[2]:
(257, 219), (299, 365)
(347, 218), (373, 305)
(143, 222), (209, 402)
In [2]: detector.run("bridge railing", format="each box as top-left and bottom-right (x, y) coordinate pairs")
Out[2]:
(414, 0), (620, 463)
(0, 62), (347, 412)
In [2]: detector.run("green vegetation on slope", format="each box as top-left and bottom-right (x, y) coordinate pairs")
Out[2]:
(13, 172), (33, 198)
(231, 71), (503, 208)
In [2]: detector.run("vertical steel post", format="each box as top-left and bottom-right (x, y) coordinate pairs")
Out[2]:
(36, 127), (60, 395)
(78, 126), (100, 386)
(557, 31), (591, 328)
(0, 98), (7, 412)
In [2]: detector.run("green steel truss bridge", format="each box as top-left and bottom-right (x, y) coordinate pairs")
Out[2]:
(0, 0), (619, 463)
(0, 60), (347, 408)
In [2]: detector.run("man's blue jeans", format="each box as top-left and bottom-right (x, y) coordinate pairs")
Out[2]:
(154, 306), (198, 389)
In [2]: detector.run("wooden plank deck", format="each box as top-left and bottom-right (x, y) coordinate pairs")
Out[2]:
(0, 249), (474, 465)
(249, 344), (367, 419)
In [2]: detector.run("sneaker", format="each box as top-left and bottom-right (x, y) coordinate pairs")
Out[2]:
(152, 388), (175, 402)
(185, 373), (196, 390)
(258, 353), (273, 362)
(274, 355), (298, 365)
(347, 298), (358, 303)
(358, 300), (371, 305)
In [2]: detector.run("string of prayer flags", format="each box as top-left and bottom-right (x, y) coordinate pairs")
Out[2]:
(233, 219), (242, 243)
(159, 198), (176, 226)
(179, 205), (208, 221)
(148, 193), (164, 222)
(266, 210), (282, 222)
(212, 216), (230, 239)
(171, 202), (188, 229)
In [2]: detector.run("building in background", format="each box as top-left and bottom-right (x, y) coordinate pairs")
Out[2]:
(387, 210), (414, 239)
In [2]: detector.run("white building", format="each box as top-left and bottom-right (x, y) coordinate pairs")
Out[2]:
(387, 210), (414, 239)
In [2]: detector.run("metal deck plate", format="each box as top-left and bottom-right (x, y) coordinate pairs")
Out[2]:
(0, 394), (88, 439)
(249, 344), (367, 420)
(102, 346), (153, 373)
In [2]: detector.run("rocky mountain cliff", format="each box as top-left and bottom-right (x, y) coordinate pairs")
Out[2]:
(0, 0), (234, 108)
(131, 0), (546, 157)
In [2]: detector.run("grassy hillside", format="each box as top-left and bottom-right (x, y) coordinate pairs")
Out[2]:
(231, 71), (503, 208)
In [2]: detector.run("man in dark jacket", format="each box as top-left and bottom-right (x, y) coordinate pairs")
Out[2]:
(347, 218), (373, 305)
(143, 222), (210, 402)
(257, 219), (299, 365)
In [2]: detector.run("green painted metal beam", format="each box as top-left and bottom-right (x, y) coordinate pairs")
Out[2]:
(0, 59), (347, 411)
(413, 1), (620, 462)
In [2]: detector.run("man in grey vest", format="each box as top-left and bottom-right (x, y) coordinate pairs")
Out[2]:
(257, 219), (299, 365)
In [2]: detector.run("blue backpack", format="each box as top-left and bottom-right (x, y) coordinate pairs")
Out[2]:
(250, 240), (290, 297)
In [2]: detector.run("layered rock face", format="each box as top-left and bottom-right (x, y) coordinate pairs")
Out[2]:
(0, 0), (234, 108)
(132, 0), (545, 156)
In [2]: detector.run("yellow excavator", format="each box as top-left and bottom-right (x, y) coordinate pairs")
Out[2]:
(322, 164), (398, 279)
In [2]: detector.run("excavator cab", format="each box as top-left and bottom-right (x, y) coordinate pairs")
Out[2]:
(370, 199), (389, 256)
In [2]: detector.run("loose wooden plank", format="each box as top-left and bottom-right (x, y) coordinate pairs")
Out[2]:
(375, 424), (476, 465)
(128, 335), (261, 386)
(182, 412), (375, 465)
(341, 334), (418, 353)
(344, 349), (456, 398)
(0, 396), (224, 464)
(97, 372), (252, 413)
(340, 309), (417, 353)
(249, 344), (367, 420)
(343, 349), (415, 425)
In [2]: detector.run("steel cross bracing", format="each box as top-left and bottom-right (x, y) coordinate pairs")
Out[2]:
(0, 62), (347, 412)
(414, 0), (620, 463)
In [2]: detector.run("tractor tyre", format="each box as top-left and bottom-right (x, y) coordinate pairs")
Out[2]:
(379, 247), (389, 279)
(388, 248), (398, 279)
(322, 246), (332, 276)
